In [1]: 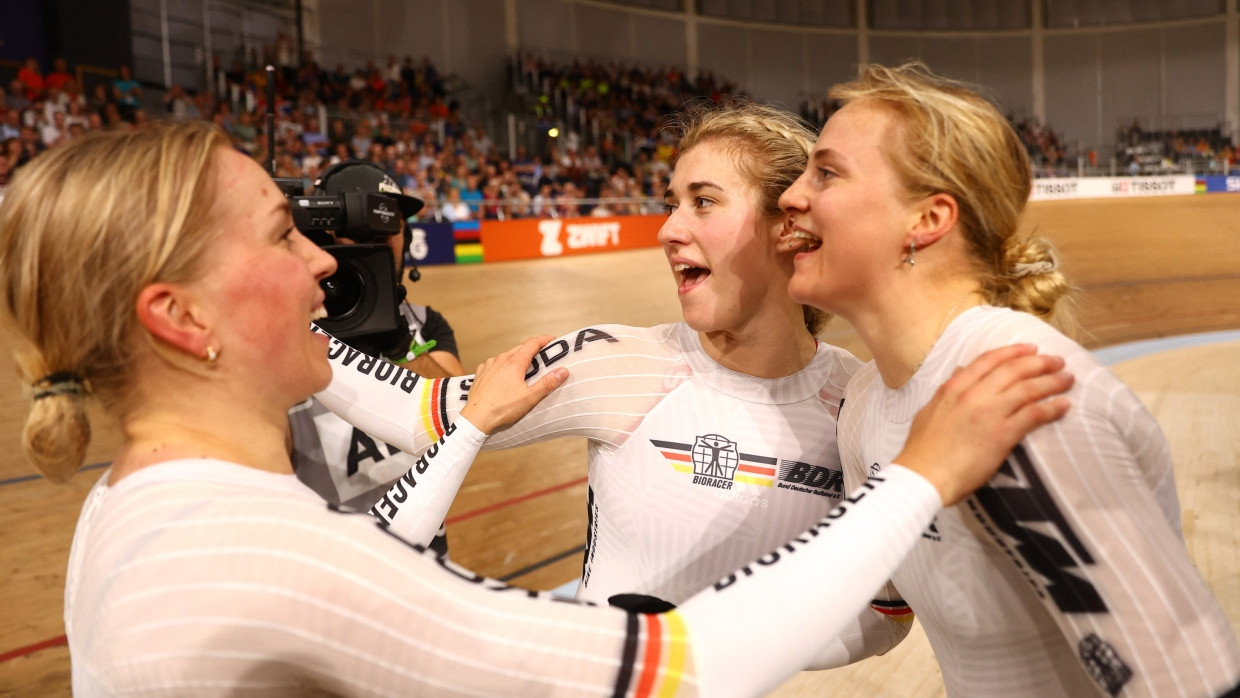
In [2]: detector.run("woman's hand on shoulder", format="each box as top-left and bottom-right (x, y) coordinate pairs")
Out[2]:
(459, 335), (569, 434)
(896, 344), (1073, 506)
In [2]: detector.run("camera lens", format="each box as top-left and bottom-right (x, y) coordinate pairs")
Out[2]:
(321, 268), (364, 319)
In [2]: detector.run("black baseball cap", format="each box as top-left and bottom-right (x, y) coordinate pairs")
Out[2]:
(313, 160), (424, 217)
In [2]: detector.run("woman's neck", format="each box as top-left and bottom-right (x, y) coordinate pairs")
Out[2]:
(697, 307), (819, 379)
(110, 400), (294, 484)
(850, 281), (984, 389)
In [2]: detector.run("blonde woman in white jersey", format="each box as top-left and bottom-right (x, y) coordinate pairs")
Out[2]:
(1, 120), (1075, 696)
(316, 101), (1071, 670)
(778, 61), (1240, 698)
(321, 104), (894, 655)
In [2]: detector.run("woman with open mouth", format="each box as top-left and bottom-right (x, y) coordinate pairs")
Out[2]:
(778, 61), (1240, 697)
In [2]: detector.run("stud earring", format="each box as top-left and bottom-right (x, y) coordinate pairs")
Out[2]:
(205, 346), (219, 362)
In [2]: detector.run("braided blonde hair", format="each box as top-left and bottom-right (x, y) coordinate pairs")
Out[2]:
(0, 121), (229, 482)
(668, 100), (831, 335)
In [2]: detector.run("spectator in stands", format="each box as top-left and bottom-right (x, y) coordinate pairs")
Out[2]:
(163, 84), (195, 120)
(531, 181), (557, 218)
(0, 110), (21, 142)
(590, 184), (616, 217)
(391, 157), (416, 191)
(458, 172), (483, 215)
(409, 171), (439, 217)
(87, 83), (111, 117)
(301, 115), (328, 151)
(439, 187), (472, 221)
(414, 139), (438, 172)
(350, 117), (373, 155)
(16, 125), (43, 165)
(502, 177), (531, 218)
(556, 181), (583, 218)
(327, 118), (350, 152)
(65, 101), (89, 130)
(327, 141), (352, 166)
(229, 109), (257, 147)
(112, 65), (142, 118)
(44, 58), (73, 92)
(49, 78), (86, 118)
(40, 111), (66, 147)
(3, 138), (21, 169)
(7, 80), (32, 112)
(17, 58), (44, 101)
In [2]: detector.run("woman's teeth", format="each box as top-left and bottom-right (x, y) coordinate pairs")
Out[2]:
(311, 307), (328, 321)
(789, 231), (821, 253)
(673, 262), (709, 285)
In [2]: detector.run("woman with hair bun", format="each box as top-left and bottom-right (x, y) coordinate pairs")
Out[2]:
(779, 61), (1240, 697)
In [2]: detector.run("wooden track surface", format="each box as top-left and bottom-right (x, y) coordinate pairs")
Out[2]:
(1, 193), (1238, 696)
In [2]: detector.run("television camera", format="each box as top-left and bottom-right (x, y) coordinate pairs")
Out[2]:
(272, 161), (425, 359)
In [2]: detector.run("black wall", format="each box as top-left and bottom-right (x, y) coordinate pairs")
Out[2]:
(1, 0), (132, 73)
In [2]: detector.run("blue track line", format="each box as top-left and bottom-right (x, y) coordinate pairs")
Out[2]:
(0, 461), (108, 487)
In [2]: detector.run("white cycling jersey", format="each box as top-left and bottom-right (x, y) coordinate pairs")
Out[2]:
(839, 305), (1240, 698)
(64, 455), (941, 697)
(314, 322), (913, 668)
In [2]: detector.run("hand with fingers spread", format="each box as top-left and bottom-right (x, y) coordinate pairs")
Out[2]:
(893, 343), (1074, 506)
(459, 335), (570, 435)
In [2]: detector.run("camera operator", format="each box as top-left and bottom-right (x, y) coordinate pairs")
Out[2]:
(290, 159), (463, 551)
(310, 159), (465, 377)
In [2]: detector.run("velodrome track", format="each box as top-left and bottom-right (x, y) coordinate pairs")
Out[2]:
(1, 193), (1238, 695)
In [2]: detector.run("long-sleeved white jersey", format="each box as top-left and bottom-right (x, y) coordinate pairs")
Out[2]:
(838, 304), (1240, 698)
(64, 456), (943, 697)
(313, 322), (915, 666)
(290, 303), (459, 556)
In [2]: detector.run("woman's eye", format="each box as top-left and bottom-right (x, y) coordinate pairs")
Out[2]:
(661, 202), (676, 215)
(696, 197), (714, 209)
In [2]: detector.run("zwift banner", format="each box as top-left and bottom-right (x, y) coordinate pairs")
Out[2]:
(479, 215), (663, 262)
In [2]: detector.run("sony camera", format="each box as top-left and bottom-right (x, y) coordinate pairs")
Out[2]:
(273, 160), (424, 359)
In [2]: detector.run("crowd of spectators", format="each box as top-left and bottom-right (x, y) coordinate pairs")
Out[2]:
(1118, 119), (1235, 175)
(5, 48), (1231, 207)
(1011, 115), (1068, 174)
(2, 50), (693, 219)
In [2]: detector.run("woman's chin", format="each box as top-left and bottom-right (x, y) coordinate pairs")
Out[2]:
(681, 307), (724, 334)
(306, 359), (333, 396)
(786, 272), (817, 306)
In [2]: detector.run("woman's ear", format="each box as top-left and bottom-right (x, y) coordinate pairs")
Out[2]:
(135, 283), (211, 358)
(907, 192), (959, 250)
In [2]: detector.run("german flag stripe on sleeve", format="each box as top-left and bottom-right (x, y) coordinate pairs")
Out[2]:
(869, 598), (915, 622)
(612, 612), (691, 697)
(636, 614), (662, 697)
(436, 378), (449, 435)
(418, 378), (448, 442)
(657, 611), (688, 697)
(612, 613), (642, 698)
